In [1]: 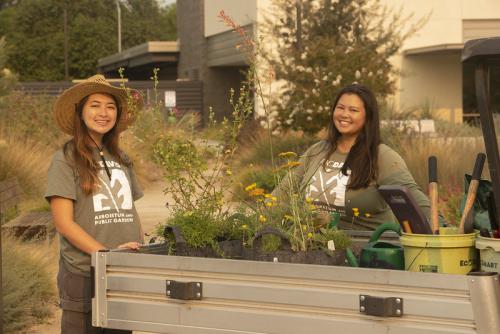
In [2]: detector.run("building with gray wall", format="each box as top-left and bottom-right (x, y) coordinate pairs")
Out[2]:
(177, 0), (249, 123)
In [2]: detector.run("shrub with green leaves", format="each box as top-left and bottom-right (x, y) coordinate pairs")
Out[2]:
(164, 211), (221, 249)
(154, 85), (255, 247)
(315, 228), (352, 251)
(0, 36), (17, 96)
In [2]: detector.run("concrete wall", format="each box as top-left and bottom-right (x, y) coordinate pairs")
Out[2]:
(399, 53), (463, 122)
(383, 0), (500, 49)
(383, 0), (463, 49)
(382, 0), (500, 122)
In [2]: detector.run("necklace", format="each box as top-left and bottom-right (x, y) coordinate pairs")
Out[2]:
(88, 136), (112, 180)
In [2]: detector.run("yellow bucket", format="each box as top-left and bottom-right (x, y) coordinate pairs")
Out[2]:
(400, 231), (478, 274)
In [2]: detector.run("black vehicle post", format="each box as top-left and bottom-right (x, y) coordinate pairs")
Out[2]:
(462, 37), (500, 225)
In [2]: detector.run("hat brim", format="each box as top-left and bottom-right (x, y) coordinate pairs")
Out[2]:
(53, 82), (143, 135)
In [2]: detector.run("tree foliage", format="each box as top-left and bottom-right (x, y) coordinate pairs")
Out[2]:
(1, 0), (176, 81)
(0, 36), (17, 95)
(263, 0), (425, 134)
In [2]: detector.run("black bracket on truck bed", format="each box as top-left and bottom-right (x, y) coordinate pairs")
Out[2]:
(166, 280), (203, 300)
(359, 295), (403, 317)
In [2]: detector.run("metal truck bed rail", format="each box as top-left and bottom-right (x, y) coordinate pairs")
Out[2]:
(92, 248), (500, 334)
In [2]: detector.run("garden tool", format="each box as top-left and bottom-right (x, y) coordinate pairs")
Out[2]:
(487, 191), (500, 238)
(463, 207), (475, 234)
(459, 153), (486, 234)
(428, 156), (440, 234)
(378, 185), (432, 234)
(359, 223), (404, 270)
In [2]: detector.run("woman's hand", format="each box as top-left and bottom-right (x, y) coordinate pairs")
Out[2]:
(117, 241), (142, 250)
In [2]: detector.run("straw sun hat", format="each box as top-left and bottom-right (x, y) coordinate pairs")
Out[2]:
(53, 74), (144, 135)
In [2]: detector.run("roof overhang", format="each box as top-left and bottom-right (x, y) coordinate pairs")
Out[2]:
(98, 41), (179, 72)
(403, 43), (464, 56)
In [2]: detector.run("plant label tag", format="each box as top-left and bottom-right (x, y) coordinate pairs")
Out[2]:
(327, 240), (335, 251)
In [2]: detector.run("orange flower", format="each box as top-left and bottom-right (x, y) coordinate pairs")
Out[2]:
(249, 188), (265, 196)
(280, 161), (302, 169)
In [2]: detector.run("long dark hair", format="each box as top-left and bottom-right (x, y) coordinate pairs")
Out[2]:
(63, 93), (130, 195)
(323, 84), (380, 189)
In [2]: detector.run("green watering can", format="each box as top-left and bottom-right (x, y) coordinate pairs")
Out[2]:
(359, 223), (404, 270)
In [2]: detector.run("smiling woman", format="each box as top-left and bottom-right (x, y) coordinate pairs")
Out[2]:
(273, 84), (431, 231)
(80, 93), (119, 144)
(333, 93), (367, 150)
(45, 75), (144, 334)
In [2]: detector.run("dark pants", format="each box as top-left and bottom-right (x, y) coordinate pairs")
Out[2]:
(58, 262), (131, 334)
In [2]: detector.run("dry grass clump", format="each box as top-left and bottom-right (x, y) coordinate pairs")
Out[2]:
(237, 129), (317, 168)
(0, 92), (64, 148)
(400, 136), (486, 191)
(0, 134), (55, 207)
(0, 91), (63, 207)
(2, 237), (58, 333)
(397, 135), (485, 225)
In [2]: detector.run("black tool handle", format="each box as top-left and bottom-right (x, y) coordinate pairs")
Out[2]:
(480, 228), (491, 238)
(487, 191), (499, 231)
(428, 156), (437, 183)
(471, 153), (486, 180)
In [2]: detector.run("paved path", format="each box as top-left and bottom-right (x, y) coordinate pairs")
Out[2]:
(135, 181), (172, 239)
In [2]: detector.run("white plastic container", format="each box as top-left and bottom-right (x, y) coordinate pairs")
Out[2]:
(476, 235), (500, 273)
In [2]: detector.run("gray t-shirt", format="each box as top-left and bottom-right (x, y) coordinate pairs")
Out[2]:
(45, 148), (144, 276)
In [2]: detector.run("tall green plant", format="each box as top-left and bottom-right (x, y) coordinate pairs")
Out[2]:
(219, 11), (341, 252)
(153, 84), (254, 229)
(262, 0), (427, 134)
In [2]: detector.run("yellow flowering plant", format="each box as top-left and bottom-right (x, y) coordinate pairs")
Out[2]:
(154, 10), (352, 256)
(239, 151), (323, 252)
(217, 11), (350, 253)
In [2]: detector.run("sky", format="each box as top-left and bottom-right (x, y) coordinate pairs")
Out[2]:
(159, 0), (176, 6)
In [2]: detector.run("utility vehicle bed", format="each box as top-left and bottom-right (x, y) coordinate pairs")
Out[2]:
(91, 245), (500, 334)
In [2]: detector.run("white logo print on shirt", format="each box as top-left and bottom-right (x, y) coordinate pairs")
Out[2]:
(93, 169), (133, 212)
(307, 170), (350, 206)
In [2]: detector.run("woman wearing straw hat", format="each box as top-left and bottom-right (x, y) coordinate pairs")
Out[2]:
(45, 75), (144, 333)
